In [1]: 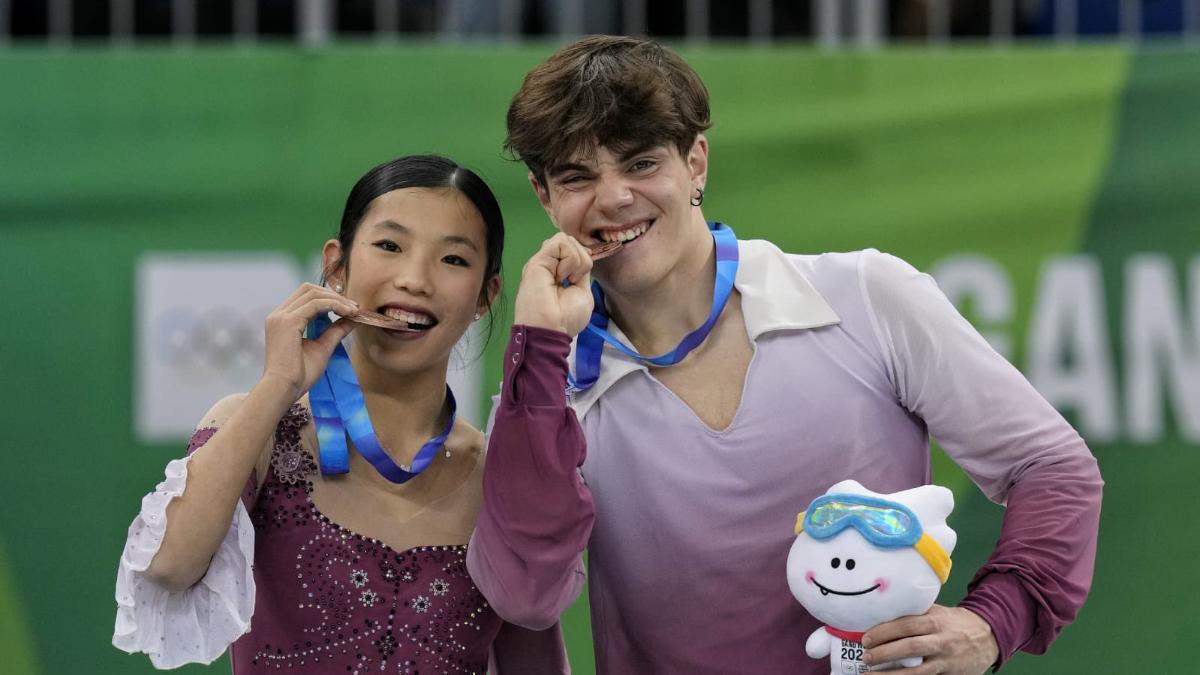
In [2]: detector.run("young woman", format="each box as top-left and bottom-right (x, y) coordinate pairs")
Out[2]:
(114, 155), (566, 674)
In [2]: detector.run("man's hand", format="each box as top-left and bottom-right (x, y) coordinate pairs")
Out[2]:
(862, 604), (998, 674)
(513, 232), (595, 336)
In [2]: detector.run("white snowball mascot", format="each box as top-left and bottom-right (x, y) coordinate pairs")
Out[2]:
(786, 480), (956, 675)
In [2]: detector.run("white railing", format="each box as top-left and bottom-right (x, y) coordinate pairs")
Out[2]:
(1, 0), (1198, 48)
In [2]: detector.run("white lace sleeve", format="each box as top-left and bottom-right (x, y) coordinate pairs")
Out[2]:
(112, 454), (257, 668)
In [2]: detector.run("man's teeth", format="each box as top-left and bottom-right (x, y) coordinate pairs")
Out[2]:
(382, 309), (434, 326)
(599, 222), (649, 243)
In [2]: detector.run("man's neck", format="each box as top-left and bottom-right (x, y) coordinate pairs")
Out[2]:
(605, 217), (719, 356)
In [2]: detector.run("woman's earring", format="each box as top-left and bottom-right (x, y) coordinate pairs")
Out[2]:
(690, 187), (705, 207)
(474, 312), (481, 321)
(334, 284), (343, 293)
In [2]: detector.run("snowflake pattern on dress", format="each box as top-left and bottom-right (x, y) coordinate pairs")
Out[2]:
(233, 404), (499, 674)
(269, 405), (318, 486)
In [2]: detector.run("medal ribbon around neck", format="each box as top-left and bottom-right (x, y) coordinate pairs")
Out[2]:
(306, 314), (457, 483)
(568, 221), (738, 392)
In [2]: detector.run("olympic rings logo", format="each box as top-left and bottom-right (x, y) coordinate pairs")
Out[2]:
(150, 305), (271, 376)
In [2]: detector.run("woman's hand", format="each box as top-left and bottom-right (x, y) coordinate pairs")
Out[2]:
(514, 233), (595, 336)
(260, 283), (359, 400)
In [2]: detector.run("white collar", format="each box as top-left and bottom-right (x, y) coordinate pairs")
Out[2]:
(567, 238), (841, 418)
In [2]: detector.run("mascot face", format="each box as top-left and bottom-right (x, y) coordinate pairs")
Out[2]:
(786, 480), (956, 632)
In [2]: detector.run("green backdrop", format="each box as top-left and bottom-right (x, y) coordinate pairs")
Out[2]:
(1, 42), (1195, 674)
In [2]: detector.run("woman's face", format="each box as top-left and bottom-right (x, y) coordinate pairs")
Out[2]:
(325, 187), (497, 375)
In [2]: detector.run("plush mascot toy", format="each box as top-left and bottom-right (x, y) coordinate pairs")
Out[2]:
(786, 480), (956, 674)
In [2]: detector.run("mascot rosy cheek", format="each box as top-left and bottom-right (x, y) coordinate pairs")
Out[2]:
(786, 480), (956, 674)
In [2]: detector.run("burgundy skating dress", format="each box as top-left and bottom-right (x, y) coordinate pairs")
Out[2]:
(197, 404), (503, 675)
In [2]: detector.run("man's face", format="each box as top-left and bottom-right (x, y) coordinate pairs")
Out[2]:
(532, 136), (709, 296)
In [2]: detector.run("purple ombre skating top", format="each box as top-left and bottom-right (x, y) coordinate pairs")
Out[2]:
(468, 243), (1104, 674)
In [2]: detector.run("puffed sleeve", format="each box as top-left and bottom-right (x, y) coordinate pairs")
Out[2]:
(112, 396), (260, 668)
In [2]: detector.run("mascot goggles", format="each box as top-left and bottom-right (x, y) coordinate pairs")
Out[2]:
(794, 493), (951, 583)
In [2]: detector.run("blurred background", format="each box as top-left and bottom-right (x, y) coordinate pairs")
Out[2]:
(1, 1), (1196, 673)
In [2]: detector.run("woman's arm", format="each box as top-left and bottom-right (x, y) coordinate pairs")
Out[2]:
(142, 379), (293, 590)
(146, 282), (357, 590)
(114, 283), (358, 667)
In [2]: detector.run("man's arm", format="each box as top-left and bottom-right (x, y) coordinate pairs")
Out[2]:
(467, 325), (595, 630)
(490, 621), (571, 674)
(858, 250), (1103, 671)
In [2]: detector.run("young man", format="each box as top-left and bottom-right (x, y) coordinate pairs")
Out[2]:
(467, 36), (1102, 674)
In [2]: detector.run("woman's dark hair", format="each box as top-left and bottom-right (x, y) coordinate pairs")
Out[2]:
(323, 154), (505, 349)
(325, 154), (503, 303)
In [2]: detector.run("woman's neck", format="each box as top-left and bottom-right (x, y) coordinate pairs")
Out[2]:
(349, 346), (451, 465)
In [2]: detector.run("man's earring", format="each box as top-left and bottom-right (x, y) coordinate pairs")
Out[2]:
(690, 187), (705, 207)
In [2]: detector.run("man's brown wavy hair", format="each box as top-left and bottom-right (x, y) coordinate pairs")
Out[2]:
(505, 35), (712, 186)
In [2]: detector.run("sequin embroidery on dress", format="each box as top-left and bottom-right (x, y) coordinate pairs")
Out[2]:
(234, 404), (500, 674)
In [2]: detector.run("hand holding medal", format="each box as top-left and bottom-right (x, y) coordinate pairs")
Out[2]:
(261, 282), (360, 401)
(513, 232), (622, 336)
(261, 279), (454, 403)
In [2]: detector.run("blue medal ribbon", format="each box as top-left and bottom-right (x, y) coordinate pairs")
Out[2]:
(568, 221), (739, 392)
(306, 315), (457, 483)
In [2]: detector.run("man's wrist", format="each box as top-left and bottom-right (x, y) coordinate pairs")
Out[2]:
(513, 310), (564, 334)
(959, 571), (1038, 670)
(503, 325), (572, 407)
(959, 606), (1000, 668)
